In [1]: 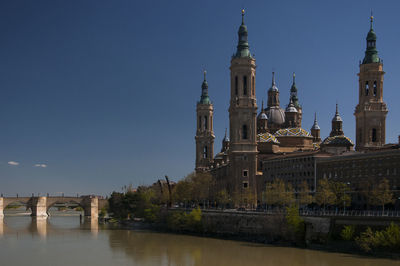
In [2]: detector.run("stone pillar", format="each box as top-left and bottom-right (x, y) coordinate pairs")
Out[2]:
(83, 197), (99, 218)
(31, 197), (48, 217)
(0, 198), (3, 218)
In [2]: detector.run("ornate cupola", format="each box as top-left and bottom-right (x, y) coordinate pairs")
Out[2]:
(362, 15), (380, 64)
(266, 72), (285, 132)
(235, 9), (252, 58)
(290, 73), (301, 109)
(330, 103), (344, 137)
(267, 72), (280, 107)
(311, 112), (321, 143)
(285, 98), (298, 128)
(199, 71), (211, 104)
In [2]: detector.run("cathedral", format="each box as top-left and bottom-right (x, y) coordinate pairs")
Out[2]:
(194, 11), (396, 204)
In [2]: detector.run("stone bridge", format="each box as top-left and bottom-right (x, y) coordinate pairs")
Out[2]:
(0, 196), (107, 218)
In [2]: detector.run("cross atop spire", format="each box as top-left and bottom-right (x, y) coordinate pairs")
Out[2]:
(370, 10), (374, 29)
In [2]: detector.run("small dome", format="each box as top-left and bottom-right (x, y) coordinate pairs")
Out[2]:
(269, 84), (278, 92)
(311, 123), (320, 130)
(332, 113), (342, 122)
(257, 132), (279, 144)
(332, 103), (343, 122)
(265, 106), (285, 125)
(275, 127), (312, 137)
(285, 99), (298, 113)
(321, 135), (354, 146)
(258, 112), (268, 120)
(269, 72), (279, 92)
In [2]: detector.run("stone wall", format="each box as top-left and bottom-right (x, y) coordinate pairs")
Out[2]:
(199, 211), (331, 244)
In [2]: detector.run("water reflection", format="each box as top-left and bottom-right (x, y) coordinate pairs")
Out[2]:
(33, 217), (47, 237)
(0, 216), (399, 266)
(1, 215), (99, 237)
(106, 230), (400, 266)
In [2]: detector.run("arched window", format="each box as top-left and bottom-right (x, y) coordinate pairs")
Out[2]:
(373, 81), (377, 96)
(198, 116), (201, 129)
(243, 76), (247, 95)
(235, 76), (238, 96)
(242, 125), (248, 140)
(358, 129), (362, 143)
(204, 116), (208, 130)
(372, 128), (377, 142)
(365, 81), (369, 96)
(203, 146), (208, 158)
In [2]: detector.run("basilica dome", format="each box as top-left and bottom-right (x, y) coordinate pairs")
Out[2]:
(265, 106), (285, 125)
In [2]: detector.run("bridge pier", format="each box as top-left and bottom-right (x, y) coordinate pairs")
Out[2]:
(31, 197), (48, 217)
(82, 197), (99, 218)
(0, 197), (3, 218)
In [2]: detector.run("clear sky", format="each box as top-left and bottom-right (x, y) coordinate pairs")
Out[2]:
(1, 0), (399, 196)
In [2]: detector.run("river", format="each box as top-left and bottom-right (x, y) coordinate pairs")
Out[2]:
(0, 213), (399, 266)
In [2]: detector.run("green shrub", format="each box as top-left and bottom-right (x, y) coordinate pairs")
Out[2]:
(285, 205), (304, 233)
(166, 208), (202, 232)
(340, 225), (355, 241)
(355, 223), (400, 252)
(144, 205), (160, 223)
(99, 207), (107, 218)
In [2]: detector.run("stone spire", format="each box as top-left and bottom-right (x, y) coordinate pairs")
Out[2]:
(311, 112), (321, 143)
(363, 13), (380, 64)
(199, 70), (211, 104)
(330, 103), (344, 137)
(311, 112), (320, 130)
(234, 9), (252, 58)
(290, 72), (301, 109)
(267, 72), (280, 107)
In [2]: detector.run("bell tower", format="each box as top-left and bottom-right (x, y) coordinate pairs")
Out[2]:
(355, 15), (388, 151)
(228, 9), (258, 203)
(195, 71), (215, 172)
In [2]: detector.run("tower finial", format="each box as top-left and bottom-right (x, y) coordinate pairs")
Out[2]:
(336, 102), (338, 114)
(261, 100), (264, 110)
(370, 10), (374, 29)
(314, 112), (317, 122)
(272, 71), (275, 85)
(293, 72), (296, 84)
(203, 70), (207, 81)
(241, 9), (245, 24)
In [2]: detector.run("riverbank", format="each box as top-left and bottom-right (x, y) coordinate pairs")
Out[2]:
(109, 209), (400, 260)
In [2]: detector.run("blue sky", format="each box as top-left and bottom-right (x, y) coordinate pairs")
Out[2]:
(1, 1), (399, 196)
